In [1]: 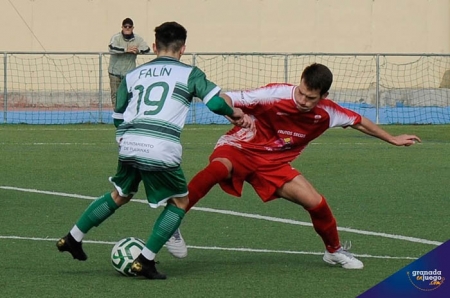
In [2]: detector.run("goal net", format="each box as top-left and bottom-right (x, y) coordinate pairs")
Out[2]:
(1, 53), (449, 124)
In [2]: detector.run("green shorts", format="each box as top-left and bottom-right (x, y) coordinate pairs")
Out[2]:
(109, 162), (188, 208)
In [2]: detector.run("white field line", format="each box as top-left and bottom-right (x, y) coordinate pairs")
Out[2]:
(0, 235), (418, 260)
(0, 142), (105, 145)
(0, 186), (442, 247)
(0, 127), (227, 132)
(0, 142), (428, 146)
(0, 142), (217, 146)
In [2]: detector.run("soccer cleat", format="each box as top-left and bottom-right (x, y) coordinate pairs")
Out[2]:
(130, 255), (166, 280)
(56, 233), (88, 261)
(165, 228), (188, 258)
(323, 247), (364, 269)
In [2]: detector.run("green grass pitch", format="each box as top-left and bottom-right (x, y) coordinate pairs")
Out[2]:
(0, 124), (448, 298)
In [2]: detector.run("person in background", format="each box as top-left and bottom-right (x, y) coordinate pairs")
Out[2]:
(108, 18), (150, 107)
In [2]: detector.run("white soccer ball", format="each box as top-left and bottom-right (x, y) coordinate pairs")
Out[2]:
(111, 237), (145, 276)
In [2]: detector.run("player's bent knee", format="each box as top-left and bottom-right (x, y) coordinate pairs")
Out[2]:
(304, 194), (324, 209)
(111, 190), (133, 206)
(168, 196), (189, 210)
(211, 158), (233, 172)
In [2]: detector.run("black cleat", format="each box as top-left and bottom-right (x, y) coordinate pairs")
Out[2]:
(56, 233), (88, 261)
(130, 255), (166, 280)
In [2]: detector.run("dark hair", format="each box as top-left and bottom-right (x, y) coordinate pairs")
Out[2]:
(301, 63), (333, 96)
(122, 18), (133, 27)
(154, 22), (187, 52)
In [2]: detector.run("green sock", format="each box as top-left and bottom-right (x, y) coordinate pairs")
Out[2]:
(75, 192), (119, 233)
(146, 204), (185, 253)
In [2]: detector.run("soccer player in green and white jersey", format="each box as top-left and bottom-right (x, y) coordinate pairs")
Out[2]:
(56, 21), (250, 280)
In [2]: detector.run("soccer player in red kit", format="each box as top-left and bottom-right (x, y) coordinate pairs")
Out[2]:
(184, 63), (421, 269)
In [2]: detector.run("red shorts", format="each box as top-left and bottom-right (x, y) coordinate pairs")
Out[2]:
(209, 145), (300, 202)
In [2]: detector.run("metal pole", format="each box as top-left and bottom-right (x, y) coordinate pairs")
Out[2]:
(191, 53), (197, 124)
(284, 54), (289, 83)
(375, 54), (380, 124)
(3, 53), (7, 123)
(98, 53), (103, 123)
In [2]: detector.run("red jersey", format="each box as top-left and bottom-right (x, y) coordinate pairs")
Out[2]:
(217, 83), (362, 164)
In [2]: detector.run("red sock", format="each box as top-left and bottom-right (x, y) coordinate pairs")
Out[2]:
(306, 197), (341, 253)
(186, 160), (230, 212)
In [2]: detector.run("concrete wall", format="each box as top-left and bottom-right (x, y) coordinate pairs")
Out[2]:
(1, 0), (449, 53)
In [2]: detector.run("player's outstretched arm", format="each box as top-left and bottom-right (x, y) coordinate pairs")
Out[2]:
(204, 93), (253, 129)
(351, 116), (421, 146)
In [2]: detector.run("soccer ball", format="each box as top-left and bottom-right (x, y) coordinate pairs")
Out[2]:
(111, 237), (145, 276)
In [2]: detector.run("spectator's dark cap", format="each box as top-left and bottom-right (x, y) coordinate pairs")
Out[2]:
(122, 18), (134, 27)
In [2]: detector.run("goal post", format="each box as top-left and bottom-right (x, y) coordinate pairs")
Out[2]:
(1, 52), (449, 124)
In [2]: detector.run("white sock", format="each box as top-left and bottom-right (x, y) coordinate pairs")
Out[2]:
(141, 247), (156, 261)
(70, 225), (85, 242)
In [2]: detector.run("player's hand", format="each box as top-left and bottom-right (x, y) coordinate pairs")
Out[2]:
(226, 108), (253, 129)
(226, 114), (254, 129)
(229, 107), (245, 121)
(240, 114), (255, 129)
(392, 134), (422, 146)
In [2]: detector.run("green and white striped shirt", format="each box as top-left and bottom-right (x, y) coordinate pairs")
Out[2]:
(113, 56), (221, 171)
